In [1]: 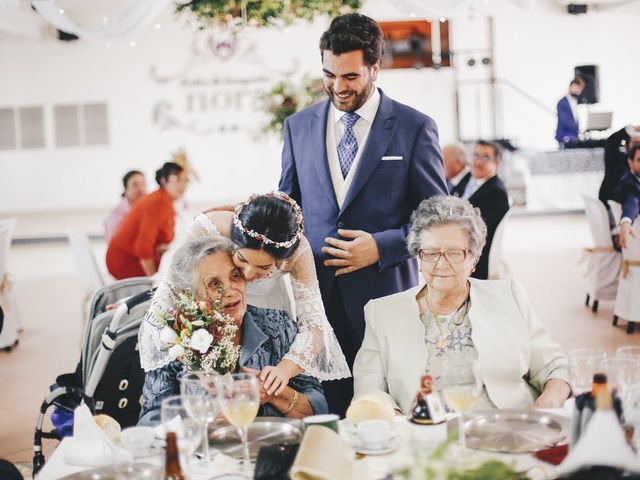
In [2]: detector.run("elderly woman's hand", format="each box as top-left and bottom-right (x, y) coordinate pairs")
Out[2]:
(532, 379), (571, 409)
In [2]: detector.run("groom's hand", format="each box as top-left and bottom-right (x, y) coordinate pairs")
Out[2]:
(322, 229), (380, 276)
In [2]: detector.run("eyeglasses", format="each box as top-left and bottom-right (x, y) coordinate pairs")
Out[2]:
(473, 153), (494, 162)
(418, 249), (469, 264)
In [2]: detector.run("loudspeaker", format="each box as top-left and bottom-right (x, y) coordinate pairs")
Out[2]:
(574, 64), (599, 104)
(567, 4), (588, 14)
(57, 30), (78, 41)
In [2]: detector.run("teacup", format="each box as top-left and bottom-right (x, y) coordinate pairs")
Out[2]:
(356, 419), (391, 450)
(120, 426), (155, 456)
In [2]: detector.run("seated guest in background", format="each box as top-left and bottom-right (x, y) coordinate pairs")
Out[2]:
(353, 196), (570, 414)
(615, 144), (640, 249)
(106, 162), (188, 279)
(103, 170), (147, 243)
(452, 140), (509, 279)
(138, 237), (327, 425)
(442, 142), (469, 192)
(555, 76), (584, 146)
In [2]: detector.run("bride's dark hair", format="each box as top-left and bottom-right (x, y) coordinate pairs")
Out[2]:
(231, 194), (302, 260)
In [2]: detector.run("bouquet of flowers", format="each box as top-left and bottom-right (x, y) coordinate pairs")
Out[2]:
(155, 287), (240, 374)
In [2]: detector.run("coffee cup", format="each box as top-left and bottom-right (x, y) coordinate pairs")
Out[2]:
(302, 414), (340, 433)
(356, 419), (391, 450)
(120, 426), (155, 456)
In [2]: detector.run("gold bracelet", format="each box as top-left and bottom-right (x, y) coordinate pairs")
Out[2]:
(279, 390), (298, 416)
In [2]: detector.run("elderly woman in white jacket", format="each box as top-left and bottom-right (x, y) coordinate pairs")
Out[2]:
(353, 196), (571, 415)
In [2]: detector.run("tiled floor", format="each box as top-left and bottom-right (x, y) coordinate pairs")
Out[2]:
(1, 211), (638, 473)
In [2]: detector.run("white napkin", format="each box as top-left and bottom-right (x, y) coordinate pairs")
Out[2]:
(63, 404), (133, 467)
(557, 409), (640, 475)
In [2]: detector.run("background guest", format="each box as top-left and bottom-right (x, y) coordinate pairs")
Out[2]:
(615, 144), (640, 249)
(106, 162), (187, 279)
(353, 196), (570, 414)
(555, 77), (584, 146)
(103, 170), (147, 243)
(452, 140), (509, 279)
(279, 13), (447, 416)
(442, 142), (469, 192)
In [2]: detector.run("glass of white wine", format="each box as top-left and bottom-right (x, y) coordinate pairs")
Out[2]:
(217, 373), (260, 475)
(440, 359), (482, 449)
(180, 371), (220, 469)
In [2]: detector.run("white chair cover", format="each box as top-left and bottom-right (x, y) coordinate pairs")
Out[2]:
(0, 218), (19, 349)
(614, 220), (640, 326)
(608, 200), (622, 226)
(67, 229), (104, 299)
(488, 209), (512, 279)
(582, 195), (620, 302)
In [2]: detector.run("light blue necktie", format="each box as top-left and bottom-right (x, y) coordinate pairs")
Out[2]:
(337, 112), (360, 178)
(462, 178), (477, 199)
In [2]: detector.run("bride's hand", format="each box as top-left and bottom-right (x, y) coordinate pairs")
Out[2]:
(260, 360), (302, 396)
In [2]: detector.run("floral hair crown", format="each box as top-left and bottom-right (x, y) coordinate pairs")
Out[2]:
(232, 191), (304, 249)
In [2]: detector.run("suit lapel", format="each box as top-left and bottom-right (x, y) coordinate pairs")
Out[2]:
(339, 90), (397, 216)
(310, 100), (339, 211)
(468, 175), (497, 202)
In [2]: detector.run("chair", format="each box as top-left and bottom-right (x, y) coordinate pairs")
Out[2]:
(608, 200), (622, 226)
(613, 220), (640, 334)
(67, 228), (105, 300)
(0, 218), (20, 351)
(488, 209), (512, 279)
(582, 195), (620, 312)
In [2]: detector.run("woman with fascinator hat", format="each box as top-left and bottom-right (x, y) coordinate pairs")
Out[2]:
(139, 192), (350, 395)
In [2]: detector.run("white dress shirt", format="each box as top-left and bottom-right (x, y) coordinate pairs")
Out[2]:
(326, 87), (381, 208)
(566, 94), (579, 127)
(462, 174), (492, 199)
(449, 166), (470, 188)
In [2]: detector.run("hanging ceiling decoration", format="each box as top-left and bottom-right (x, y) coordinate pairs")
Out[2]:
(30, 0), (173, 39)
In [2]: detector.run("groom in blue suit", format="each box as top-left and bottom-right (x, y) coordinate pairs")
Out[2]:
(279, 13), (447, 415)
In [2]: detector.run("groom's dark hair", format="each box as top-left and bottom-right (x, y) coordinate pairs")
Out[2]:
(319, 13), (385, 67)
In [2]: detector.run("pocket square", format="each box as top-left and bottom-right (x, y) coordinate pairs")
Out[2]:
(381, 156), (403, 161)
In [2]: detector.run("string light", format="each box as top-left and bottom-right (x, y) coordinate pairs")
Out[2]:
(129, 40), (136, 47)
(105, 41), (111, 48)
(410, 12), (416, 18)
(58, 8), (64, 14)
(155, 23), (162, 29)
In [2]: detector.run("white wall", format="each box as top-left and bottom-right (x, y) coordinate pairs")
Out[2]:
(1, 1), (639, 213)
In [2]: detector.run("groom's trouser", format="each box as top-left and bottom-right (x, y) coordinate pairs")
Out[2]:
(321, 286), (361, 418)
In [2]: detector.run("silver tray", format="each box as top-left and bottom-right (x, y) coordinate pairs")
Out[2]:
(57, 463), (162, 480)
(210, 416), (303, 460)
(456, 409), (569, 453)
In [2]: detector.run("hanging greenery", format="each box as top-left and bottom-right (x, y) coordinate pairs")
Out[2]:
(260, 77), (325, 138)
(176, 0), (362, 29)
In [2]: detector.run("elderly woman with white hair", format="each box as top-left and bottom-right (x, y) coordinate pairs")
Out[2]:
(353, 195), (570, 414)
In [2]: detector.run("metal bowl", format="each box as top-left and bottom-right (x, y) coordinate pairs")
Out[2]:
(58, 463), (161, 480)
(210, 416), (304, 460)
(455, 409), (570, 453)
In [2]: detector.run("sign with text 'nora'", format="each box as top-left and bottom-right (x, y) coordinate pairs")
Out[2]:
(149, 29), (301, 137)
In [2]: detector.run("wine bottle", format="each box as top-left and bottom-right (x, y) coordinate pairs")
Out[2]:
(164, 431), (186, 480)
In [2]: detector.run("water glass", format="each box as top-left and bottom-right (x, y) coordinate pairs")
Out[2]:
(568, 348), (607, 394)
(599, 357), (640, 392)
(616, 346), (640, 362)
(160, 395), (202, 470)
(180, 371), (220, 467)
(217, 373), (260, 475)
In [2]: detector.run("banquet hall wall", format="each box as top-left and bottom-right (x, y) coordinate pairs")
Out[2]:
(0, 1), (638, 214)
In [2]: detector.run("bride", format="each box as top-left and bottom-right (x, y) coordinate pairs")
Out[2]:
(139, 191), (350, 394)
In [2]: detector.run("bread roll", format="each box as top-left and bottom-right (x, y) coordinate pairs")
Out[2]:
(346, 394), (395, 425)
(94, 414), (121, 442)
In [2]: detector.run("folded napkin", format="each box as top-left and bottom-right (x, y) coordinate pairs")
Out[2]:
(557, 409), (640, 475)
(63, 404), (133, 467)
(290, 425), (356, 480)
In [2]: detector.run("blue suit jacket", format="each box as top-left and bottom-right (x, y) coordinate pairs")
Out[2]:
(614, 171), (640, 221)
(279, 89), (447, 342)
(555, 96), (578, 143)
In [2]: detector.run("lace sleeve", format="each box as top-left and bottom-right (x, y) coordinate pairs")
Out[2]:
(139, 213), (223, 372)
(280, 236), (351, 381)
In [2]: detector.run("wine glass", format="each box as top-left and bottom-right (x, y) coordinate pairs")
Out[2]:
(180, 371), (220, 468)
(568, 348), (607, 395)
(217, 373), (260, 475)
(439, 359), (482, 448)
(599, 357), (640, 392)
(160, 395), (202, 475)
(616, 346), (640, 362)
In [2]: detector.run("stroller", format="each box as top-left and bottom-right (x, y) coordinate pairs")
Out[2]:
(33, 277), (155, 475)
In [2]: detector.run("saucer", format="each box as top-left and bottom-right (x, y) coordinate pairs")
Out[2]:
(354, 439), (399, 456)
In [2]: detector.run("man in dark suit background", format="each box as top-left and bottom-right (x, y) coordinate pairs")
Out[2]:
(279, 13), (447, 415)
(615, 144), (640, 249)
(555, 77), (584, 146)
(452, 141), (509, 280)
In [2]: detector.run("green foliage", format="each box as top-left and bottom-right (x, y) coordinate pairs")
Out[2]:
(260, 76), (325, 137)
(176, 0), (362, 29)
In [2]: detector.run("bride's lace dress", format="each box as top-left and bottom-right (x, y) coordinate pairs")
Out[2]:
(139, 213), (351, 381)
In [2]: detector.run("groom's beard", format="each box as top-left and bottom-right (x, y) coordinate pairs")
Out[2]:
(324, 81), (373, 113)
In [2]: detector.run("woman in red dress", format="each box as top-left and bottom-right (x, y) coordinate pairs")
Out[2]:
(106, 162), (188, 279)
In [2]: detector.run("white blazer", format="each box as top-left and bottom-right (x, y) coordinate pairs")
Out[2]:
(353, 278), (570, 414)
